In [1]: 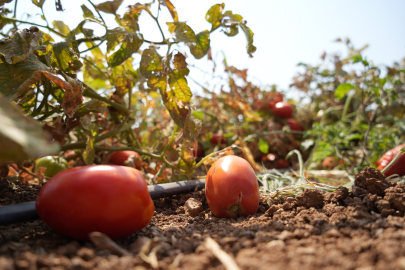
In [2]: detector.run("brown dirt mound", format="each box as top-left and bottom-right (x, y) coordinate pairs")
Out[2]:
(1, 167), (405, 269)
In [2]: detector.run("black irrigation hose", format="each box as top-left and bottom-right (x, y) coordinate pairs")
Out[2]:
(0, 179), (206, 225)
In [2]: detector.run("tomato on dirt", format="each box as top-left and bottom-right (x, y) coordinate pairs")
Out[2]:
(35, 156), (68, 177)
(287, 119), (303, 131)
(211, 133), (226, 145)
(205, 155), (259, 218)
(272, 102), (294, 118)
(275, 159), (289, 169)
(36, 165), (154, 240)
(322, 157), (337, 170)
(109, 151), (140, 168)
(376, 143), (405, 177)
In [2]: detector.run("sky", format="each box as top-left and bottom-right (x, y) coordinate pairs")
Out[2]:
(4, 0), (405, 99)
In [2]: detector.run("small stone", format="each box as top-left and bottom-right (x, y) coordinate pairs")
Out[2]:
(184, 198), (203, 217)
(266, 240), (285, 249)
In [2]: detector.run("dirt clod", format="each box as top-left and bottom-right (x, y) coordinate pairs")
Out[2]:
(184, 198), (203, 217)
(296, 188), (324, 208)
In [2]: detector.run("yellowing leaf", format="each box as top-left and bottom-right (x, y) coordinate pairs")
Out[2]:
(96, 0), (123, 14)
(240, 23), (256, 57)
(206, 3), (224, 31)
(0, 29), (43, 64)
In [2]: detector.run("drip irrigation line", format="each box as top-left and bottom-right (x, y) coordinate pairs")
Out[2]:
(0, 179), (206, 225)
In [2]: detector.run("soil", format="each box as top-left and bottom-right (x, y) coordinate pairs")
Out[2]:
(2, 166), (405, 270)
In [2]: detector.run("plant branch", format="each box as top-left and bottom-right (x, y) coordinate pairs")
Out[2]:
(82, 83), (129, 115)
(3, 17), (66, 37)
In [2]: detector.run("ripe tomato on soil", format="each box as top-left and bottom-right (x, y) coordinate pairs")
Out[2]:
(275, 159), (289, 169)
(36, 165), (154, 240)
(322, 157), (336, 170)
(205, 156), (259, 218)
(211, 133), (226, 145)
(109, 151), (140, 168)
(35, 156), (68, 177)
(377, 143), (405, 177)
(272, 102), (294, 119)
(287, 119), (303, 131)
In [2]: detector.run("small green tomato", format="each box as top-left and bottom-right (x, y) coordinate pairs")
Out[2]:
(35, 156), (68, 178)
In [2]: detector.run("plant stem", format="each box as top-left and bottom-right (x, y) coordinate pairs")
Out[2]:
(3, 17), (65, 37)
(82, 83), (129, 115)
(381, 146), (405, 174)
(160, 125), (178, 158)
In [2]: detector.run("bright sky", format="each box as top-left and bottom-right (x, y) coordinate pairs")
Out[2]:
(5, 0), (405, 99)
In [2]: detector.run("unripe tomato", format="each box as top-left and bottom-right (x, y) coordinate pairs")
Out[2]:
(287, 119), (303, 131)
(206, 156), (259, 218)
(35, 156), (68, 177)
(377, 143), (405, 177)
(322, 157), (336, 170)
(36, 165), (154, 240)
(272, 102), (294, 119)
(109, 151), (140, 168)
(211, 133), (226, 145)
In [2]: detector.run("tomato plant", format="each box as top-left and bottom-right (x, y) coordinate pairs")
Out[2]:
(205, 155), (259, 218)
(35, 156), (68, 177)
(272, 102), (294, 118)
(36, 165), (154, 240)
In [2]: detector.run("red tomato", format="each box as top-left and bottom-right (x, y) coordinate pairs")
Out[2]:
(206, 156), (259, 218)
(287, 119), (303, 131)
(36, 165), (154, 240)
(275, 159), (289, 169)
(272, 102), (294, 119)
(211, 133), (227, 145)
(377, 143), (405, 176)
(266, 93), (283, 109)
(194, 143), (205, 158)
(322, 157), (336, 170)
(109, 151), (140, 168)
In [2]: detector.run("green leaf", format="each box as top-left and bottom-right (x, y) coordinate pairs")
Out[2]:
(109, 57), (136, 95)
(52, 21), (71, 36)
(350, 55), (362, 64)
(167, 22), (196, 44)
(190, 30), (210, 59)
(140, 48), (163, 78)
(0, 29), (43, 64)
(81, 4), (95, 18)
(184, 116), (202, 141)
(96, 0), (123, 14)
(223, 11), (243, 36)
(335, 83), (355, 100)
(52, 41), (83, 71)
(32, 0), (46, 8)
(83, 56), (107, 89)
(258, 138), (269, 154)
(239, 23), (256, 57)
(169, 70), (192, 102)
(0, 93), (60, 164)
(173, 52), (189, 76)
(192, 110), (204, 120)
(206, 3), (224, 31)
(0, 54), (49, 99)
(107, 32), (143, 67)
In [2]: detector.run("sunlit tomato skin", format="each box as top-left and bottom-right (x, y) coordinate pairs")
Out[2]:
(35, 156), (68, 178)
(272, 102), (294, 119)
(377, 143), (405, 177)
(109, 151), (140, 168)
(287, 119), (303, 131)
(36, 165), (154, 240)
(322, 157), (336, 170)
(206, 156), (259, 218)
(211, 134), (226, 145)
